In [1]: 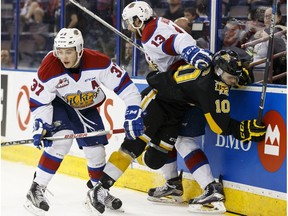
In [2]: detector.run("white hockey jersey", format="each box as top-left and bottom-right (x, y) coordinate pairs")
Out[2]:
(141, 17), (197, 72)
(30, 49), (141, 124)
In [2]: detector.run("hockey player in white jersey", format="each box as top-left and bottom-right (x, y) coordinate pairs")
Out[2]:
(121, 1), (226, 214)
(24, 28), (144, 216)
(85, 1), (226, 215)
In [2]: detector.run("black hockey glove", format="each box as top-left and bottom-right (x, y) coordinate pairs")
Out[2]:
(235, 68), (253, 88)
(239, 119), (266, 143)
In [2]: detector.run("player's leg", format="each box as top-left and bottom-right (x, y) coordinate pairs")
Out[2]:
(77, 107), (123, 212)
(100, 94), (167, 186)
(90, 89), (187, 213)
(147, 148), (184, 203)
(176, 106), (226, 213)
(90, 93), (170, 213)
(146, 106), (204, 203)
(25, 98), (74, 215)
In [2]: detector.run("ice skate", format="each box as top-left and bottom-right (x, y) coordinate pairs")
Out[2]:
(188, 181), (226, 214)
(147, 170), (184, 203)
(24, 182), (49, 216)
(85, 182), (122, 214)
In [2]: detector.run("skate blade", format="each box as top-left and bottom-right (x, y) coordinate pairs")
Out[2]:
(106, 207), (125, 214)
(188, 201), (226, 215)
(24, 200), (46, 216)
(84, 199), (102, 216)
(147, 196), (185, 204)
(84, 198), (125, 215)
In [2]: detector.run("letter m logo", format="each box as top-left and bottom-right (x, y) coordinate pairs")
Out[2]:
(264, 124), (280, 156)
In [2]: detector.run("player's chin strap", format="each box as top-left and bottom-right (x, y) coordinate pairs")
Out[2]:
(133, 21), (144, 37)
(71, 50), (83, 68)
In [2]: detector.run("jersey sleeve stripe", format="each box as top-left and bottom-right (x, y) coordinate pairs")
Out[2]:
(162, 34), (178, 56)
(29, 98), (46, 111)
(114, 73), (133, 95)
(205, 113), (223, 134)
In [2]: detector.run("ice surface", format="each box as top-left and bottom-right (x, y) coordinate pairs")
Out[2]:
(1, 160), (210, 216)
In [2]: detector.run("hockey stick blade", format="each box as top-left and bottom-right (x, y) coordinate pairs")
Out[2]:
(1, 128), (125, 147)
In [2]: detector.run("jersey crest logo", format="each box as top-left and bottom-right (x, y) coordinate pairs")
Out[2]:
(214, 80), (229, 96)
(56, 78), (69, 88)
(64, 89), (100, 108)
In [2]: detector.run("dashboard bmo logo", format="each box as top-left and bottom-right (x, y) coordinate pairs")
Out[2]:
(258, 110), (286, 172)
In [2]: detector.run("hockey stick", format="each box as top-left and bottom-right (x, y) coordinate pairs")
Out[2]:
(1, 128), (125, 147)
(68, 0), (145, 54)
(257, 0), (278, 124)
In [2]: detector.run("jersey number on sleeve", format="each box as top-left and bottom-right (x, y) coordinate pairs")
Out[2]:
(111, 64), (123, 78)
(31, 78), (44, 96)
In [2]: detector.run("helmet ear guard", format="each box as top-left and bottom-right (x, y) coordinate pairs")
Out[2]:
(212, 49), (242, 77)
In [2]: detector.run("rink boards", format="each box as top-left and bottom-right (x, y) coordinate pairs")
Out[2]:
(1, 70), (287, 216)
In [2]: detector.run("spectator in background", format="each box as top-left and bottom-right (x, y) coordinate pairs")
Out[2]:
(188, 0), (210, 49)
(184, 7), (198, 23)
(252, 6), (286, 84)
(121, 42), (133, 75)
(194, 0), (209, 22)
(162, 0), (184, 21)
(246, 7), (265, 33)
(1, 49), (14, 69)
(20, 0), (44, 24)
(42, 0), (59, 32)
(221, 19), (255, 66)
(54, 0), (100, 49)
(222, 19), (246, 48)
(82, 0), (116, 54)
(54, 0), (89, 36)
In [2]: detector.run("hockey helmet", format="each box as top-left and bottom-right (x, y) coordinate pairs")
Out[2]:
(53, 28), (84, 59)
(122, 1), (153, 30)
(212, 49), (242, 77)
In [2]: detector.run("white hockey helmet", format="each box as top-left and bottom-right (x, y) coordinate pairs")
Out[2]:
(122, 1), (153, 30)
(53, 28), (84, 62)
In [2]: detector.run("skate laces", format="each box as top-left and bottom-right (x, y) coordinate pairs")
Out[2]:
(35, 184), (49, 204)
(155, 182), (175, 192)
(95, 185), (109, 204)
(104, 192), (116, 207)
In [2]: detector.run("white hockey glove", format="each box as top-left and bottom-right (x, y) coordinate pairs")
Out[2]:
(181, 45), (213, 70)
(124, 106), (144, 140)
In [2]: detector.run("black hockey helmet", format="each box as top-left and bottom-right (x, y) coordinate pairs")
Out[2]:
(212, 49), (242, 77)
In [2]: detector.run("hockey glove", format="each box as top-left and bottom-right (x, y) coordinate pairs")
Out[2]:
(181, 45), (213, 70)
(32, 119), (57, 149)
(124, 106), (144, 140)
(239, 119), (266, 143)
(235, 68), (253, 87)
